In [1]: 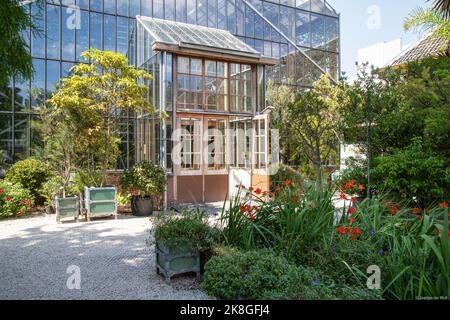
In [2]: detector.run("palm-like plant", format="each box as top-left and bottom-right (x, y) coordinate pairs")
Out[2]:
(430, 0), (450, 18)
(404, 7), (450, 39)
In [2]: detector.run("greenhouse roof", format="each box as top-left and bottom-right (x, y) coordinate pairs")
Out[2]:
(136, 16), (276, 65)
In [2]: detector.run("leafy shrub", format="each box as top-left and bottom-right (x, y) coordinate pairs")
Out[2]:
(40, 176), (64, 206)
(5, 158), (52, 203)
(372, 138), (449, 207)
(151, 210), (220, 252)
(270, 164), (304, 191)
(72, 170), (104, 194)
(0, 181), (34, 217)
(221, 183), (335, 254)
(121, 161), (166, 198)
(117, 192), (131, 206)
(201, 250), (335, 300)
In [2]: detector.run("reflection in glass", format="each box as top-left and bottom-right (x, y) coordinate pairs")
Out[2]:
(47, 5), (61, 59)
(76, 10), (89, 60)
(165, 0), (175, 21)
(0, 113), (13, 163)
(62, 6), (76, 61)
(154, 0), (164, 19)
(104, 14), (116, 52)
(32, 3), (45, 58)
(14, 114), (30, 161)
(31, 59), (45, 111)
(104, 0), (116, 14)
(176, 0), (187, 23)
(46, 60), (60, 99)
(117, 17), (129, 55)
(90, 12), (102, 50)
(117, 0), (128, 16)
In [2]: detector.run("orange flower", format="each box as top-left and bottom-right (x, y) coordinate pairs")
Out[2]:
(357, 184), (365, 190)
(282, 180), (292, 187)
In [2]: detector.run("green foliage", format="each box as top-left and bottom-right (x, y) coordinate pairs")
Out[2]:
(270, 164), (304, 191)
(72, 170), (104, 194)
(0, 0), (41, 86)
(220, 181), (449, 300)
(120, 161), (166, 197)
(117, 192), (131, 206)
(44, 49), (154, 183)
(0, 181), (34, 217)
(5, 158), (53, 202)
(40, 176), (64, 206)
(287, 74), (342, 185)
(221, 184), (335, 254)
(152, 210), (220, 252)
(201, 249), (335, 300)
(372, 138), (449, 206)
(340, 57), (450, 207)
(404, 6), (450, 39)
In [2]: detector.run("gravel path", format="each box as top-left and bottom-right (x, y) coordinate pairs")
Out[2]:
(0, 214), (211, 300)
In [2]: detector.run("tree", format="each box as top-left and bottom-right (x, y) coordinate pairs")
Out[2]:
(287, 74), (342, 186)
(0, 0), (42, 86)
(45, 49), (154, 185)
(340, 57), (450, 204)
(430, 0), (450, 18)
(266, 80), (297, 165)
(404, 3), (450, 44)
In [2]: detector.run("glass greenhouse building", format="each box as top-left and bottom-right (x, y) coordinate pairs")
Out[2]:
(0, 0), (340, 173)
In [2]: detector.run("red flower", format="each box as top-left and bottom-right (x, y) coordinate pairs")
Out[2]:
(27, 200), (32, 206)
(411, 208), (423, 214)
(254, 188), (262, 195)
(337, 226), (345, 235)
(438, 202), (449, 208)
(248, 213), (255, 220)
(253, 205), (260, 212)
(5, 197), (12, 202)
(0, 188), (4, 194)
(353, 228), (362, 235)
(269, 181), (273, 187)
(22, 198), (27, 203)
(347, 207), (356, 215)
(418, 216), (423, 221)
(282, 180), (292, 187)
(240, 204), (247, 213)
(350, 197), (359, 204)
(275, 186), (281, 192)
(349, 217), (356, 223)
(340, 194), (349, 201)
(247, 205), (252, 213)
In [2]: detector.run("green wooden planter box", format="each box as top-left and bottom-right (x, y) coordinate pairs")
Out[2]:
(155, 240), (200, 284)
(84, 186), (117, 221)
(55, 196), (79, 223)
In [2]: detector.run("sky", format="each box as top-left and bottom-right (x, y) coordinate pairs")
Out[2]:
(328, 0), (431, 78)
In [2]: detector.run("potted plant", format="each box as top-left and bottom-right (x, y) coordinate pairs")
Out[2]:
(150, 210), (220, 283)
(117, 192), (132, 214)
(40, 176), (65, 215)
(120, 161), (166, 216)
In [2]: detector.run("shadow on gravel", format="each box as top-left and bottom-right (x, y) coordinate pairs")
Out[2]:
(0, 216), (209, 300)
